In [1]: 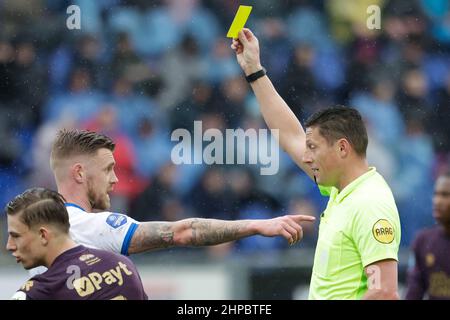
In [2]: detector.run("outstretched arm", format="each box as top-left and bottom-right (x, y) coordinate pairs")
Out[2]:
(231, 28), (314, 180)
(128, 214), (315, 254)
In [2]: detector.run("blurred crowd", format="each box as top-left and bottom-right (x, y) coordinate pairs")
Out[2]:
(1, 0), (450, 255)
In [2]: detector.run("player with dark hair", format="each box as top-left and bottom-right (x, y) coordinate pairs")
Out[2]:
(231, 28), (401, 299)
(405, 172), (450, 300)
(6, 188), (147, 300)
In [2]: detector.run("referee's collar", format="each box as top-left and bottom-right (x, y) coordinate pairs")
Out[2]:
(65, 203), (87, 212)
(335, 167), (377, 203)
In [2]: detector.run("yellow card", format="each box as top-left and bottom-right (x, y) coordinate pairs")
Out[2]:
(226, 5), (252, 39)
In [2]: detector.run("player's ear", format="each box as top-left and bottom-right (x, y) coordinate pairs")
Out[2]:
(39, 227), (49, 246)
(72, 163), (85, 183)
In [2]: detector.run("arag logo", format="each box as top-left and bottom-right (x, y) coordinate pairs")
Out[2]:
(372, 219), (395, 244)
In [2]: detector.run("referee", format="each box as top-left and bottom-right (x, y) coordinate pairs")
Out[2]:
(232, 28), (401, 300)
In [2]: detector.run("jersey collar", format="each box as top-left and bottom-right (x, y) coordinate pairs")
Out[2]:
(335, 167), (377, 203)
(65, 203), (87, 212)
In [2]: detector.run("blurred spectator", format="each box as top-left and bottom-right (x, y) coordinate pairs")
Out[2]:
(12, 37), (47, 128)
(350, 78), (404, 147)
(405, 172), (450, 299)
(109, 31), (164, 97)
(228, 168), (281, 216)
(343, 34), (381, 101)
(366, 128), (397, 185)
(110, 75), (161, 137)
(0, 38), (22, 167)
(433, 74), (450, 155)
(206, 38), (241, 84)
(282, 43), (319, 121)
(187, 166), (233, 220)
(170, 81), (214, 132)
(110, 32), (144, 79)
(393, 117), (435, 246)
(157, 34), (207, 109)
(43, 66), (105, 123)
(0, 39), (15, 101)
(131, 162), (184, 222)
(72, 34), (106, 89)
(73, 0), (120, 35)
(109, 0), (219, 57)
(396, 68), (431, 123)
(133, 117), (172, 178)
(258, 17), (292, 85)
(210, 75), (249, 127)
(287, 4), (331, 50)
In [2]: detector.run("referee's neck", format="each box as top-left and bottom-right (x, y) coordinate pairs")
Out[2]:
(336, 160), (369, 192)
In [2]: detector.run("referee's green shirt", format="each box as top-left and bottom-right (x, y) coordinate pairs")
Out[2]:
(309, 167), (401, 300)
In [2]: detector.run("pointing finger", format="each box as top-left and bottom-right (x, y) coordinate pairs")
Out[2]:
(291, 215), (316, 223)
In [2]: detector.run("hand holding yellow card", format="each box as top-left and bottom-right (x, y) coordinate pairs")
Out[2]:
(226, 5), (253, 39)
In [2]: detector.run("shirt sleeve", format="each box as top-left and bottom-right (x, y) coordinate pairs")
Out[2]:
(70, 211), (140, 255)
(350, 201), (400, 268)
(12, 279), (38, 300)
(405, 233), (426, 300)
(11, 291), (28, 300)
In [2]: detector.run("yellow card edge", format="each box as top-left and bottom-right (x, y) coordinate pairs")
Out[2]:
(226, 5), (253, 39)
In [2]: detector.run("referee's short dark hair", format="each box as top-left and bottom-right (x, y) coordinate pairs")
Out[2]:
(305, 106), (368, 157)
(5, 188), (70, 233)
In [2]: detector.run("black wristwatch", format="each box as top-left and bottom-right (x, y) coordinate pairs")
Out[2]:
(245, 67), (266, 83)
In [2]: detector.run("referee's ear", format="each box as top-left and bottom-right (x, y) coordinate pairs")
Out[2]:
(336, 138), (350, 158)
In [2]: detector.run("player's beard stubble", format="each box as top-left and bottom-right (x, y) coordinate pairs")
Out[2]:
(87, 177), (111, 211)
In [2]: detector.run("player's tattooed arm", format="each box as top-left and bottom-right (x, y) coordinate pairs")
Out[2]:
(127, 215), (313, 254)
(128, 222), (175, 253)
(127, 219), (253, 253)
(180, 219), (252, 246)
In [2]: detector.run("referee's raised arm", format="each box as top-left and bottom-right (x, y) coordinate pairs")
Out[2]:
(231, 28), (314, 181)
